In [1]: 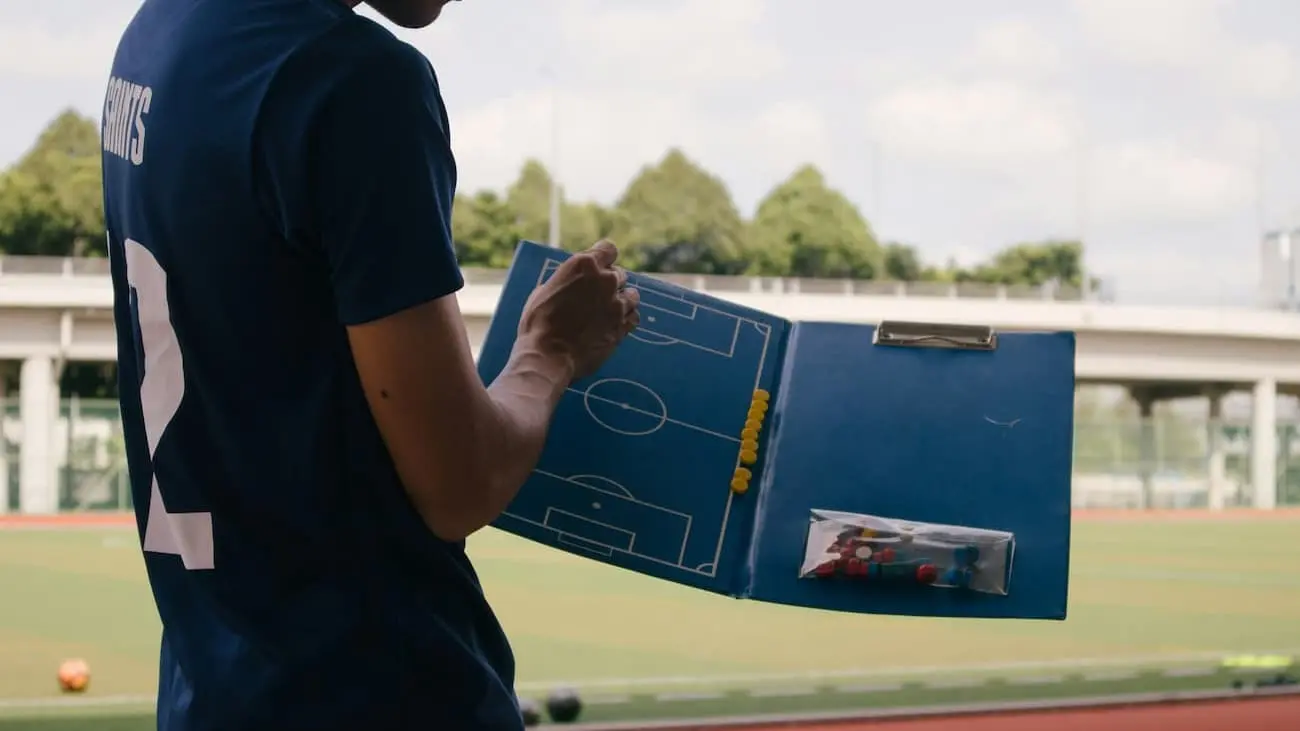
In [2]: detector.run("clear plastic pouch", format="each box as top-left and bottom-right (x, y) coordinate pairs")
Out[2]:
(798, 509), (1015, 596)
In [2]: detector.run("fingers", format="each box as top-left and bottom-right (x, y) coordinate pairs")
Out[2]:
(620, 305), (641, 337)
(587, 241), (628, 295)
(558, 238), (640, 338)
(620, 284), (640, 318)
(618, 286), (640, 336)
(558, 240), (624, 291)
(588, 239), (619, 269)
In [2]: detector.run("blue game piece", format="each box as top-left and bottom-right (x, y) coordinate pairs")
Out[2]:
(954, 545), (980, 566)
(949, 568), (974, 589)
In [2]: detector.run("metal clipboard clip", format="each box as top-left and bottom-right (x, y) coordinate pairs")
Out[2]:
(872, 320), (998, 351)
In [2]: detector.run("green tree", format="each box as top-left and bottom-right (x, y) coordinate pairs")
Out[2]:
(747, 165), (883, 278)
(554, 201), (608, 252)
(0, 109), (105, 257)
(503, 159), (605, 252)
(882, 242), (925, 281)
(957, 239), (1085, 287)
(504, 158), (553, 242)
(612, 148), (748, 274)
(450, 191), (522, 268)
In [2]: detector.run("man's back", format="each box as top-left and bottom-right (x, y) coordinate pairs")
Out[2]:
(101, 1), (520, 728)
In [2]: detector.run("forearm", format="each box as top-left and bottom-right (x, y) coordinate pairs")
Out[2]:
(476, 341), (573, 516)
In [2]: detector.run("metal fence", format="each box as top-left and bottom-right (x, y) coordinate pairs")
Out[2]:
(2, 398), (129, 512)
(1070, 414), (1300, 508)
(3, 400), (1300, 512)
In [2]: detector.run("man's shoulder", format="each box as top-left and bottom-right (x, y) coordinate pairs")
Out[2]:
(280, 13), (437, 96)
(259, 12), (445, 151)
(120, 0), (431, 87)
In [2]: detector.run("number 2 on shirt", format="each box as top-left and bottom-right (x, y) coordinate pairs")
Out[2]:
(125, 239), (215, 570)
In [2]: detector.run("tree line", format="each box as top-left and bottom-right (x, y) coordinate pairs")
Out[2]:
(2, 109), (1089, 290)
(6, 109), (1244, 493)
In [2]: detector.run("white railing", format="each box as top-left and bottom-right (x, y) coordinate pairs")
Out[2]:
(0, 255), (1089, 302)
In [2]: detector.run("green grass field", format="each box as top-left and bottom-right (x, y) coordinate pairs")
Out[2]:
(2, 515), (1299, 727)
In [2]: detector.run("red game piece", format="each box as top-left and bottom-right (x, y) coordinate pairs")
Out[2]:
(814, 560), (837, 576)
(915, 564), (938, 584)
(877, 548), (896, 563)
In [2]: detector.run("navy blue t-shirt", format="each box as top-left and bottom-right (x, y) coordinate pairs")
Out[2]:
(101, 1), (520, 729)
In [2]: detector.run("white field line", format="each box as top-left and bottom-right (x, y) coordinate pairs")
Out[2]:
(4, 649), (1293, 711)
(0, 694), (153, 710)
(0, 524), (134, 532)
(1164, 667), (1217, 678)
(1083, 671), (1141, 681)
(512, 647), (1300, 692)
(558, 686), (1300, 731)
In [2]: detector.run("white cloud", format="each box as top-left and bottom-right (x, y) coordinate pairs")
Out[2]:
(965, 19), (1063, 79)
(975, 131), (1256, 231)
(448, 89), (693, 201)
(441, 0), (819, 209)
(1071, 0), (1299, 99)
(1090, 244), (1259, 307)
(448, 86), (833, 211)
(865, 80), (1079, 170)
(1088, 141), (1252, 223)
(1, 0), (1296, 306)
(747, 101), (833, 172)
(859, 14), (1275, 232)
(1071, 0), (1222, 67)
(0, 24), (120, 81)
(555, 0), (783, 89)
(1222, 41), (1299, 100)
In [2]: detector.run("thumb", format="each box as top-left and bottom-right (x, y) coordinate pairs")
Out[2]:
(586, 239), (619, 268)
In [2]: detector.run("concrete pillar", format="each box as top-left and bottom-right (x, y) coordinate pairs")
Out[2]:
(0, 366), (8, 515)
(18, 355), (57, 515)
(1206, 390), (1227, 510)
(1251, 377), (1278, 510)
(1132, 387), (1156, 510)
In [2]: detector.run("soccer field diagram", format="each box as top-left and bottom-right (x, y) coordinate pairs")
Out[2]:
(497, 259), (787, 585)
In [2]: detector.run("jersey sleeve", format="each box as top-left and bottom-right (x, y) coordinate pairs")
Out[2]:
(257, 30), (464, 326)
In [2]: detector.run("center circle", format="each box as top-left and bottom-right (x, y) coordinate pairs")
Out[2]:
(583, 378), (668, 436)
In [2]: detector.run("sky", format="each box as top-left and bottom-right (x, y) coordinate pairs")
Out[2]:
(2, 0), (1300, 307)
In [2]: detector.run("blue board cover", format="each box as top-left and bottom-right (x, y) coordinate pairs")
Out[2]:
(476, 242), (1074, 619)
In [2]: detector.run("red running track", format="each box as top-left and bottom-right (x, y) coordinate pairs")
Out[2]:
(719, 695), (1300, 731)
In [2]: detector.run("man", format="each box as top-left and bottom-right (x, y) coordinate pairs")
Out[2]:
(101, 0), (639, 729)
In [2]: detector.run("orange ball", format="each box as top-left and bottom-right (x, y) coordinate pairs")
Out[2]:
(57, 659), (90, 693)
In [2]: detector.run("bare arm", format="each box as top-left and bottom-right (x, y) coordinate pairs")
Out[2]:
(267, 43), (634, 541)
(347, 294), (571, 542)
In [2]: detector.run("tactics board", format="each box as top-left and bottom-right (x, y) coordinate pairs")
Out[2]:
(476, 244), (788, 595)
(476, 242), (1076, 619)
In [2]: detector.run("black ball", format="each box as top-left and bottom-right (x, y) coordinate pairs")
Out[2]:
(518, 696), (541, 727)
(545, 687), (582, 724)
